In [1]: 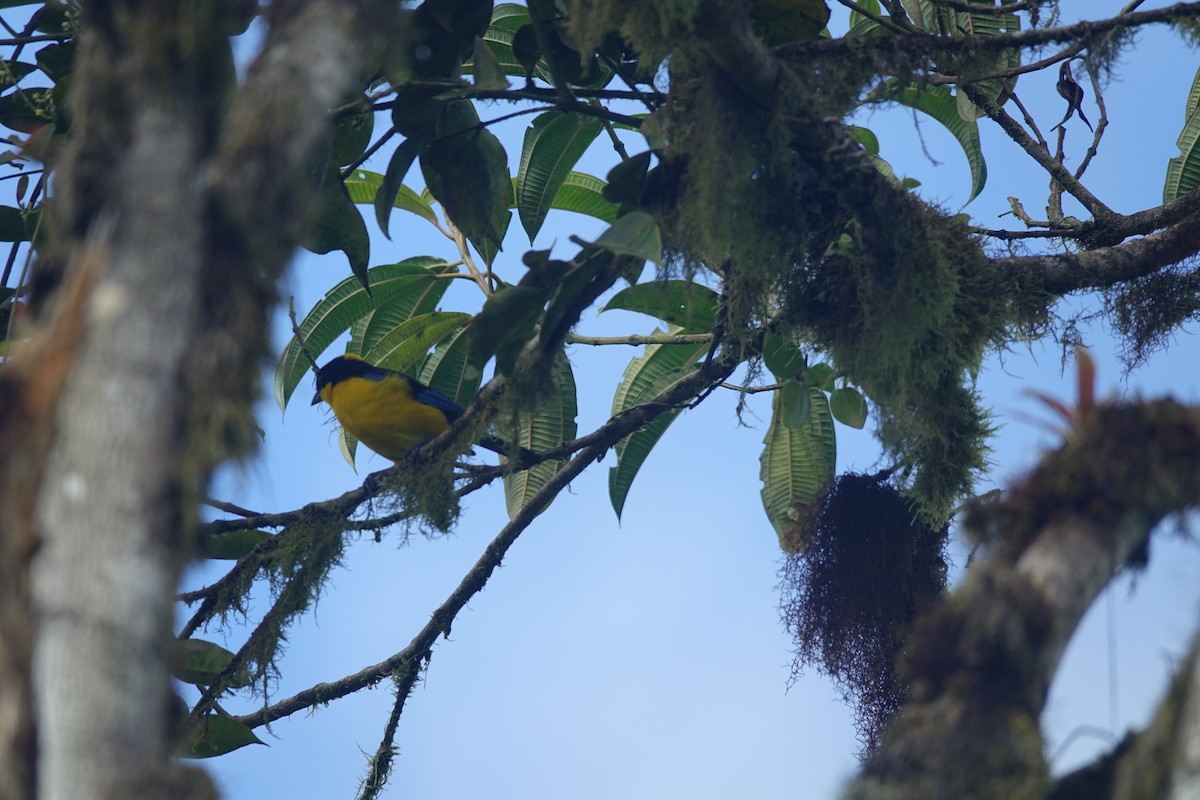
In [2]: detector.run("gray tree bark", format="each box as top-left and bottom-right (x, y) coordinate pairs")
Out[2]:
(4, 2), (387, 798)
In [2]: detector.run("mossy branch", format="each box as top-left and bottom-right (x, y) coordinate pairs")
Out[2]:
(847, 399), (1200, 799)
(230, 351), (742, 732)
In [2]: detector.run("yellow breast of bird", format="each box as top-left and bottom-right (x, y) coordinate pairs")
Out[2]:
(322, 375), (452, 460)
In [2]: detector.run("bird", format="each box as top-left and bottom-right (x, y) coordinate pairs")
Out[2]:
(1052, 60), (1093, 132)
(312, 353), (533, 463)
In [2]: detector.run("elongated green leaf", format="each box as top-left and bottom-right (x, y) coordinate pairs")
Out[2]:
(363, 311), (473, 375)
(173, 640), (251, 688)
(847, 0), (880, 29)
(608, 327), (708, 518)
(504, 353), (578, 517)
(515, 170), (617, 224)
(517, 111), (604, 241)
(330, 106), (373, 167)
(949, 6), (1020, 122)
(463, 3), (554, 83)
(1186, 63), (1200, 121)
(347, 261), (459, 354)
(602, 280), (718, 332)
(176, 714), (265, 759)
(345, 170), (438, 226)
(418, 327), (483, 407)
(200, 529), (272, 560)
(760, 387), (836, 553)
(467, 284), (546, 373)
(374, 138), (426, 235)
(421, 100), (510, 255)
(1166, 65), (1200, 202)
(0, 61), (37, 91)
(870, 81), (987, 201)
(593, 211), (662, 263)
(0, 205), (26, 241)
(471, 34), (510, 90)
(302, 163), (370, 285)
(275, 258), (455, 412)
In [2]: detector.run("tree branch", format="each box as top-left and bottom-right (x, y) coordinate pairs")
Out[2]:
(232, 352), (741, 731)
(998, 202), (1200, 295)
(784, 3), (1200, 61)
(847, 399), (1200, 799)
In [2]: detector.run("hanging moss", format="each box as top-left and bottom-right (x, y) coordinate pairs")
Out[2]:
(564, 0), (701, 70)
(562, 1), (1059, 520)
(1105, 262), (1200, 371)
(780, 472), (949, 755)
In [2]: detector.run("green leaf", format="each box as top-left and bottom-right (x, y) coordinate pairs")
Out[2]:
(803, 362), (836, 389)
(503, 352), (578, 517)
(200, 529), (272, 560)
(830, 386), (868, 428)
(602, 151), (651, 206)
(420, 100), (510, 256)
(869, 81), (987, 202)
(760, 388), (836, 553)
(602, 280), (719, 332)
(175, 714), (265, 759)
(302, 163), (370, 287)
(762, 331), (806, 380)
(346, 167), (438, 228)
(0, 205), (27, 242)
(363, 311), (473, 375)
(463, 4), (554, 83)
(540, 249), (613, 351)
(847, 0), (880, 29)
(751, 0), (831, 45)
(275, 258), (456, 411)
(608, 326), (709, 518)
(1165, 65), (1200, 202)
(849, 124), (880, 155)
(467, 284), (546, 373)
(471, 34), (510, 89)
(330, 105), (374, 166)
(173, 640), (251, 688)
(338, 426), (359, 471)
(418, 326), (483, 407)
(347, 260), (459, 353)
(1185, 62), (1200, 121)
(779, 380), (812, 428)
(949, 6), (1020, 121)
(0, 61), (38, 91)
(593, 211), (662, 263)
(516, 111), (604, 241)
(0, 87), (54, 134)
(473, 205), (511, 268)
(537, 171), (618, 223)
(511, 24), (540, 79)
(373, 138), (424, 236)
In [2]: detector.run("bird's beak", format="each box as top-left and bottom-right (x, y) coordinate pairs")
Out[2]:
(311, 389), (322, 406)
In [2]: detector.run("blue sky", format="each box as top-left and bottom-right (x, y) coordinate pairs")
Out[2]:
(191, 3), (1200, 797)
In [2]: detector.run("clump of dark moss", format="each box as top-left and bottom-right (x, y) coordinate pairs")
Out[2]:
(779, 471), (949, 755)
(1105, 261), (1200, 371)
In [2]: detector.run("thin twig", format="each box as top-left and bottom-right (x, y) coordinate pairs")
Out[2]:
(566, 332), (713, 346)
(341, 125), (398, 180)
